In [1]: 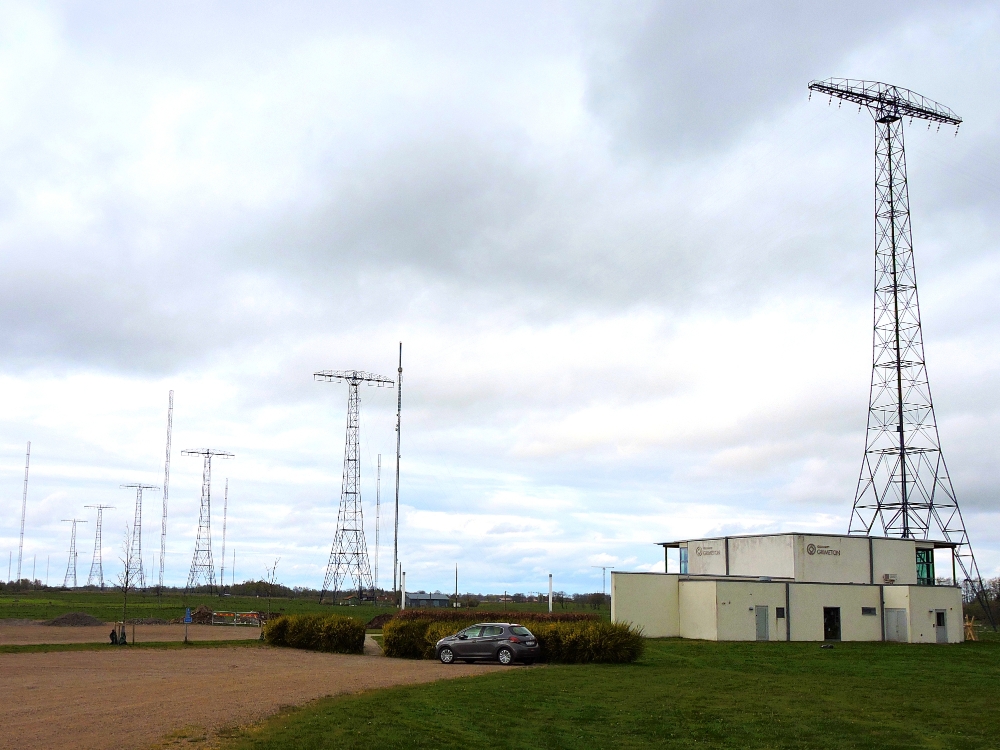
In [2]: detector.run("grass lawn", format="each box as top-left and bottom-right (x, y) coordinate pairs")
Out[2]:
(223, 637), (1000, 749)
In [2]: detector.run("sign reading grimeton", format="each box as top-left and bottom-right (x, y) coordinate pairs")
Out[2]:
(806, 543), (840, 557)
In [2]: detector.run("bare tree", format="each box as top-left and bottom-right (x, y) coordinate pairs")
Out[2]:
(115, 523), (137, 643)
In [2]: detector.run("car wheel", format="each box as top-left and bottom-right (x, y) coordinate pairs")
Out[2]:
(439, 647), (455, 664)
(497, 647), (514, 665)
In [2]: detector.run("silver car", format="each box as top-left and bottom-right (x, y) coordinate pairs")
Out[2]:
(436, 622), (540, 665)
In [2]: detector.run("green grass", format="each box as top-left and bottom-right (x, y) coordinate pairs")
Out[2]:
(0, 639), (264, 654)
(223, 638), (1000, 749)
(0, 589), (387, 624)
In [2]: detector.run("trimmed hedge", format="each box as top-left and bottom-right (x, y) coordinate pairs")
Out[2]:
(393, 609), (599, 623)
(263, 614), (366, 654)
(382, 613), (644, 663)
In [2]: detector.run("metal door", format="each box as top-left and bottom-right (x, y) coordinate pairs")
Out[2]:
(823, 607), (841, 641)
(755, 606), (769, 641)
(935, 610), (947, 644)
(885, 608), (907, 642)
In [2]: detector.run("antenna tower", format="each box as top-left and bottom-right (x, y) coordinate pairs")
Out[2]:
(219, 478), (228, 596)
(182, 448), (233, 591)
(121, 483), (159, 590)
(314, 368), (394, 603)
(393, 343), (403, 596)
(159, 390), (173, 592)
(16, 441), (30, 582)
(85, 504), (114, 588)
(809, 78), (993, 622)
(62, 518), (86, 588)
(375, 454), (381, 596)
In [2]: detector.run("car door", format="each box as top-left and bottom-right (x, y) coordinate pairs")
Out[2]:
(453, 626), (482, 657)
(477, 626), (505, 657)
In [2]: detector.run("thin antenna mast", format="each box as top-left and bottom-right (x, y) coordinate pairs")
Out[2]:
(16, 441), (30, 582)
(122, 484), (158, 590)
(393, 342), (402, 598)
(220, 479), (229, 597)
(159, 390), (173, 592)
(85, 505), (115, 588)
(375, 454), (381, 597)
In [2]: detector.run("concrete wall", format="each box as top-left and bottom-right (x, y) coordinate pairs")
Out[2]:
(729, 536), (794, 579)
(685, 540), (727, 576)
(793, 535), (870, 584)
(872, 538), (917, 585)
(679, 580), (718, 640)
(715, 581), (789, 641)
(787, 583), (882, 641)
(610, 572), (679, 638)
(904, 585), (963, 643)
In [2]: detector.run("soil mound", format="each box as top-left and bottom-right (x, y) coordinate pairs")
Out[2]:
(44, 612), (104, 627)
(190, 605), (214, 624)
(365, 613), (395, 630)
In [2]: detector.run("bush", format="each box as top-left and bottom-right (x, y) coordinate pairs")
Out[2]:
(381, 613), (644, 664)
(263, 614), (365, 654)
(392, 609), (599, 624)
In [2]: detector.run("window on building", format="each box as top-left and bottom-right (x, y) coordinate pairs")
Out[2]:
(861, 607), (877, 616)
(679, 547), (688, 574)
(916, 548), (935, 586)
(776, 607), (785, 619)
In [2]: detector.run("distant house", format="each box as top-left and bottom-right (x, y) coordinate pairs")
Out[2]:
(405, 591), (451, 608)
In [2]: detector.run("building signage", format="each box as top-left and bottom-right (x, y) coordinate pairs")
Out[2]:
(806, 543), (840, 557)
(695, 546), (721, 557)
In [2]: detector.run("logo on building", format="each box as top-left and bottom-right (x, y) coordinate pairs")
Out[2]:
(807, 544), (817, 555)
(694, 546), (721, 557)
(806, 543), (840, 557)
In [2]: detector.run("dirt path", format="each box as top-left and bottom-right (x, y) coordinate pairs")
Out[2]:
(0, 623), (261, 645)
(1, 646), (497, 749)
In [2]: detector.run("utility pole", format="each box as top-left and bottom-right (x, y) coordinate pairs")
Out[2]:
(314, 368), (394, 603)
(16, 442), (30, 582)
(393, 343), (402, 599)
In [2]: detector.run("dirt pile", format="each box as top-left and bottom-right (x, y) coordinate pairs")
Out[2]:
(44, 612), (104, 627)
(190, 605), (214, 624)
(365, 613), (394, 630)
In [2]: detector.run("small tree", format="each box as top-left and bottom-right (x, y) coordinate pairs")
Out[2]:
(115, 524), (137, 641)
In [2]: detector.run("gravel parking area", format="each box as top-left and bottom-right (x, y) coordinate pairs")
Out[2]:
(0, 622), (261, 645)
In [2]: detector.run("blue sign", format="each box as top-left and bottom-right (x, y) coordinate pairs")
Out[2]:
(184, 608), (192, 624)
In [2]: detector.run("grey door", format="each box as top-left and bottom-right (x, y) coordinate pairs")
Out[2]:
(478, 625), (505, 656)
(453, 626), (482, 656)
(935, 610), (947, 644)
(885, 608), (907, 642)
(755, 606), (769, 641)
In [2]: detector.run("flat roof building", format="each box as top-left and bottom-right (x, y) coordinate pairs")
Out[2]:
(611, 533), (962, 643)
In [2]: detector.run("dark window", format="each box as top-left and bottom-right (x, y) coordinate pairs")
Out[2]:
(776, 607), (786, 619)
(916, 548), (935, 586)
(679, 547), (689, 574)
(510, 626), (533, 636)
(460, 626), (483, 638)
(862, 607), (877, 616)
(823, 607), (841, 641)
(482, 626), (503, 637)
(936, 611), (946, 627)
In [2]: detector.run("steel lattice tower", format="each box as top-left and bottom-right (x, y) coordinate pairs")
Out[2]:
(121, 483), (158, 590)
(809, 78), (991, 614)
(159, 390), (173, 592)
(182, 448), (233, 591)
(62, 518), (86, 588)
(314, 369), (394, 603)
(85, 504), (114, 588)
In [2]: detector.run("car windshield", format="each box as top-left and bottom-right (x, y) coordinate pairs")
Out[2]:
(510, 626), (533, 636)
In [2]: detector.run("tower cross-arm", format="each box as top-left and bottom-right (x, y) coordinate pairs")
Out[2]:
(808, 78), (962, 125)
(314, 370), (395, 387)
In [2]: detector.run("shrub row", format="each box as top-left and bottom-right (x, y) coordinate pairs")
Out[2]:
(392, 609), (599, 623)
(263, 614), (366, 654)
(382, 615), (644, 663)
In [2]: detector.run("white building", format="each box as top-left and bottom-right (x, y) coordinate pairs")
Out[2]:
(611, 533), (963, 643)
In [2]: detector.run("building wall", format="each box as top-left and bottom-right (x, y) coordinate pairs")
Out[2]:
(787, 583), (882, 641)
(793, 535), (870, 584)
(729, 536), (794, 579)
(610, 572), (679, 638)
(904, 585), (963, 643)
(685, 540), (727, 576)
(872, 538), (917, 585)
(715, 581), (789, 641)
(679, 580), (718, 640)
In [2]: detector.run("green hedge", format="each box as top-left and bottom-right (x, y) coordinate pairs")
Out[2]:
(263, 614), (366, 654)
(393, 609), (599, 623)
(382, 615), (644, 663)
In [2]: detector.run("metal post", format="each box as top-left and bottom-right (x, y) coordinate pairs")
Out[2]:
(548, 573), (553, 613)
(400, 571), (406, 611)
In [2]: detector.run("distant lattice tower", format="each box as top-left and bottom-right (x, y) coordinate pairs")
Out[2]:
(314, 369), (394, 603)
(182, 448), (233, 591)
(121, 484), (159, 590)
(62, 518), (86, 588)
(809, 78), (993, 622)
(84, 504), (114, 588)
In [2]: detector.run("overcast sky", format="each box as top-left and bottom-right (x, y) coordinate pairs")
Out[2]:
(2, 1), (999, 595)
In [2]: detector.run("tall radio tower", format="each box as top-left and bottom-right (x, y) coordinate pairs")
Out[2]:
(84, 504), (114, 588)
(159, 390), (173, 592)
(182, 448), (233, 591)
(809, 78), (991, 617)
(122, 484), (159, 590)
(16, 442), (30, 582)
(62, 518), (86, 588)
(314, 369), (394, 603)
